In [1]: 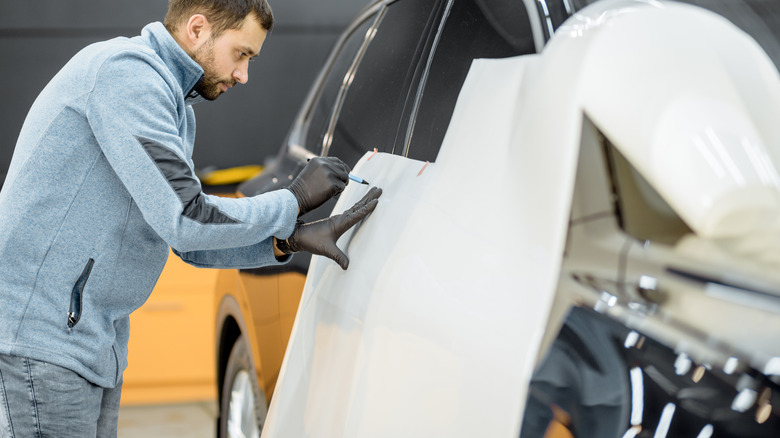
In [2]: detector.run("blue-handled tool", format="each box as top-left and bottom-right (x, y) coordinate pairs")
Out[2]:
(349, 174), (370, 185)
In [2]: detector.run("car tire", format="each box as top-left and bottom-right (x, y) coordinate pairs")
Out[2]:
(219, 334), (267, 438)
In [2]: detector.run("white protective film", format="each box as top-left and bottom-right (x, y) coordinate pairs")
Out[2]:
(262, 51), (580, 438)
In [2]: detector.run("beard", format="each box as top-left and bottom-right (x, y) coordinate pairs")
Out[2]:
(192, 39), (234, 101)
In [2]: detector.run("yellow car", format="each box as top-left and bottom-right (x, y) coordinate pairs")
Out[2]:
(214, 261), (304, 435)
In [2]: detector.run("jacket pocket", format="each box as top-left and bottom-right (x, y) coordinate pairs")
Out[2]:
(67, 258), (94, 328)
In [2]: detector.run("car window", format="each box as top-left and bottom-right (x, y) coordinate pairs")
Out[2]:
(324, 0), (441, 167)
(302, 15), (377, 154)
(602, 134), (692, 245)
(534, 0), (576, 42)
(405, 0), (536, 162)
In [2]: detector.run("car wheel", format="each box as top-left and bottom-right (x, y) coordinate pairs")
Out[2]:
(219, 334), (267, 438)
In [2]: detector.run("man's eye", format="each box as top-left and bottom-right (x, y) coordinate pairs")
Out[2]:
(239, 52), (255, 61)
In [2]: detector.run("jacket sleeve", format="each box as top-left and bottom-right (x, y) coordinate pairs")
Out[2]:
(85, 50), (298, 253)
(172, 239), (292, 269)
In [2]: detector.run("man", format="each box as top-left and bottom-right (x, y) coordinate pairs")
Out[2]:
(0, 0), (381, 436)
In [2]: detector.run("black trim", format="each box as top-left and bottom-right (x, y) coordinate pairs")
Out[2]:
(240, 252), (312, 276)
(68, 258), (94, 329)
(186, 75), (204, 100)
(138, 137), (240, 225)
(275, 237), (296, 255)
(666, 266), (780, 302)
(112, 345), (120, 385)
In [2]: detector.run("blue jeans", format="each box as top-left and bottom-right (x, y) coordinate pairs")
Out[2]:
(0, 354), (121, 437)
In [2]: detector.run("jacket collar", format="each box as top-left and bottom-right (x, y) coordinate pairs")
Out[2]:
(141, 22), (207, 105)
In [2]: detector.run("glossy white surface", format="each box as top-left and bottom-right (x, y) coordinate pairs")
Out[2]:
(564, 1), (780, 244)
(262, 1), (780, 436)
(572, 2), (780, 238)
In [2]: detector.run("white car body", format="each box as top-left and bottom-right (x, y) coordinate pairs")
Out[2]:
(262, 1), (780, 436)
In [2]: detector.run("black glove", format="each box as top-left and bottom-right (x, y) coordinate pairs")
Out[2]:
(286, 157), (350, 216)
(279, 187), (382, 270)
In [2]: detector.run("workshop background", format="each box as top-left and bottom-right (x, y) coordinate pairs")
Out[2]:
(0, 0), (367, 435)
(0, 0), (367, 183)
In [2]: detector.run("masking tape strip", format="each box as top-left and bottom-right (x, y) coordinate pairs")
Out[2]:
(418, 161), (430, 176)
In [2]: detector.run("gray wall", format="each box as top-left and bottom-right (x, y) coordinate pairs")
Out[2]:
(0, 0), (369, 183)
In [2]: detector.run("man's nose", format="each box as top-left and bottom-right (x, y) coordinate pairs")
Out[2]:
(234, 63), (249, 84)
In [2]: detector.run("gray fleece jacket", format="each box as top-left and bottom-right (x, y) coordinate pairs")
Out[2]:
(0, 22), (298, 388)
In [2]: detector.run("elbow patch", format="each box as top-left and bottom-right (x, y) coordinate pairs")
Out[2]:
(138, 137), (240, 225)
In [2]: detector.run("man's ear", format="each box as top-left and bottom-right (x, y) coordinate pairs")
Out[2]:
(184, 14), (212, 51)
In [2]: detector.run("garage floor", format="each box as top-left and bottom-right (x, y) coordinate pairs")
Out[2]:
(118, 401), (217, 438)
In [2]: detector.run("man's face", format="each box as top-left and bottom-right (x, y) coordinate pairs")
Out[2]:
(192, 15), (267, 101)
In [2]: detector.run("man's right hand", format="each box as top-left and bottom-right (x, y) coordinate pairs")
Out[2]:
(286, 157), (350, 216)
(280, 187), (382, 269)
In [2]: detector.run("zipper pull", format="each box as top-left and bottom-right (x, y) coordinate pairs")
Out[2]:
(67, 312), (79, 328)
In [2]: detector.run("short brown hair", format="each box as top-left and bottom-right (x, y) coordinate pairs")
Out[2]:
(164, 0), (274, 36)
